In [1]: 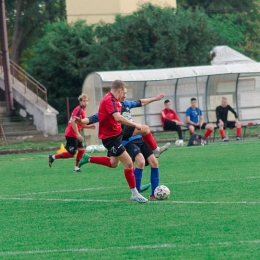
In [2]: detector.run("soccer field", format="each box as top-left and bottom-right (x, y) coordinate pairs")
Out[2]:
(1, 141), (260, 259)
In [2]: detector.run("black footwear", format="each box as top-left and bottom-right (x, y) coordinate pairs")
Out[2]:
(236, 136), (241, 141)
(49, 155), (54, 167)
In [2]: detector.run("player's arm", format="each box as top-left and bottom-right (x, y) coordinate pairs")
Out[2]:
(71, 120), (83, 141)
(113, 112), (141, 130)
(82, 124), (96, 129)
(228, 105), (239, 122)
(140, 92), (165, 106)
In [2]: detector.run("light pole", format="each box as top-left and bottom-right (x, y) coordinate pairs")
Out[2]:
(0, 0), (14, 112)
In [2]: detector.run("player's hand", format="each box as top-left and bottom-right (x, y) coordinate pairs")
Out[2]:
(155, 92), (165, 101)
(88, 124), (96, 130)
(73, 116), (82, 124)
(135, 123), (142, 131)
(76, 134), (83, 142)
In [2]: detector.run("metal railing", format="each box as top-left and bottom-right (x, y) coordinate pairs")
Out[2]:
(0, 51), (48, 109)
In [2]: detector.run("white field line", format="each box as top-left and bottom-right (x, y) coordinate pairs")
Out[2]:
(1, 187), (109, 197)
(1, 175), (260, 198)
(1, 240), (260, 256)
(1, 197), (260, 205)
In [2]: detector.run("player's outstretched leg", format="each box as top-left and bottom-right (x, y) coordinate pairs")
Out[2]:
(140, 183), (151, 193)
(78, 153), (90, 167)
(153, 142), (171, 158)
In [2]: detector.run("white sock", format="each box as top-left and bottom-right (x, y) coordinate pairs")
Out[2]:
(131, 188), (139, 196)
(52, 155), (55, 159)
(153, 147), (160, 153)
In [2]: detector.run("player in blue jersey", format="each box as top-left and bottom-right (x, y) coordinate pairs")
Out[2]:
(186, 97), (214, 141)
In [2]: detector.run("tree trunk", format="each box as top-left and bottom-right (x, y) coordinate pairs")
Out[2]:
(11, 0), (23, 64)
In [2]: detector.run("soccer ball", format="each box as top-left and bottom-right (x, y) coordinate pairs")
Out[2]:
(175, 139), (184, 147)
(154, 185), (170, 200)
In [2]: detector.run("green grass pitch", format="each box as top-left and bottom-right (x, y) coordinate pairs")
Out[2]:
(1, 141), (260, 259)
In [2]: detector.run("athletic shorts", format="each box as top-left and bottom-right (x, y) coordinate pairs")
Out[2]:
(102, 134), (125, 157)
(223, 121), (236, 129)
(65, 136), (84, 155)
(122, 125), (135, 140)
(125, 138), (153, 166)
(189, 123), (207, 130)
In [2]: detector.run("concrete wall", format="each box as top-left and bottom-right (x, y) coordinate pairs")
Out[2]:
(66, 0), (177, 24)
(0, 77), (59, 135)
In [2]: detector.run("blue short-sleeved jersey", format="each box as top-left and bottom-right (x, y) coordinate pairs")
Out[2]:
(186, 107), (202, 123)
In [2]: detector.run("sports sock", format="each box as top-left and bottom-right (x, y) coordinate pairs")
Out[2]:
(236, 127), (241, 137)
(142, 132), (157, 150)
(55, 152), (74, 159)
(150, 168), (159, 197)
(219, 129), (225, 138)
(124, 168), (136, 189)
(203, 129), (212, 139)
(89, 156), (112, 167)
(76, 150), (84, 166)
(134, 168), (143, 192)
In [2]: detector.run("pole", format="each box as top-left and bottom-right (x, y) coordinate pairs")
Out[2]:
(0, 0), (14, 112)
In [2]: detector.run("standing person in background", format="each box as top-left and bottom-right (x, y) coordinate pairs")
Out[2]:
(186, 97), (214, 142)
(161, 99), (186, 144)
(216, 97), (242, 141)
(48, 94), (95, 172)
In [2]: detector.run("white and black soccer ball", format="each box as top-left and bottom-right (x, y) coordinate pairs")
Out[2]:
(154, 185), (170, 200)
(175, 139), (184, 147)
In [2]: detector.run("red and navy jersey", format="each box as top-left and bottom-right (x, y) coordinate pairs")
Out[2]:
(98, 92), (122, 139)
(65, 105), (86, 138)
(161, 109), (180, 126)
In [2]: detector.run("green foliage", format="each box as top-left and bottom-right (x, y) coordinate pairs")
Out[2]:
(27, 20), (95, 99)
(90, 4), (215, 69)
(208, 14), (246, 53)
(178, 0), (260, 60)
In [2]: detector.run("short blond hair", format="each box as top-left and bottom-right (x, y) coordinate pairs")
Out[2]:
(78, 93), (88, 101)
(111, 80), (126, 90)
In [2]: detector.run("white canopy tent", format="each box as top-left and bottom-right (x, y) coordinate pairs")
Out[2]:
(82, 63), (260, 144)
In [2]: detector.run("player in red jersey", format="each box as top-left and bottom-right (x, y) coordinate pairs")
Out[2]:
(161, 99), (186, 144)
(75, 80), (148, 203)
(48, 94), (95, 172)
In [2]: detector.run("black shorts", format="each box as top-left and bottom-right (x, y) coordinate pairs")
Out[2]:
(122, 125), (135, 140)
(102, 134), (125, 157)
(65, 136), (84, 155)
(125, 138), (153, 166)
(189, 123), (207, 130)
(224, 121), (236, 129)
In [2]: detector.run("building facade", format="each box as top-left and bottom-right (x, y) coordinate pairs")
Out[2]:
(66, 0), (177, 24)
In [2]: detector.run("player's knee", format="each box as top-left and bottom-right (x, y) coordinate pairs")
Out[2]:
(189, 125), (194, 133)
(148, 155), (158, 168)
(135, 153), (145, 168)
(110, 162), (120, 168)
(142, 125), (150, 135)
(207, 123), (214, 130)
(218, 122), (223, 128)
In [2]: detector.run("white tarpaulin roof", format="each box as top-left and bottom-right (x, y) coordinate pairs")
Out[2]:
(95, 62), (260, 83)
(211, 45), (256, 65)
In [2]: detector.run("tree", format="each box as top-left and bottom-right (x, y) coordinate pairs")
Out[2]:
(178, 0), (260, 60)
(89, 4), (216, 70)
(27, 20), (94, 99)
(6, 0), (66, 65)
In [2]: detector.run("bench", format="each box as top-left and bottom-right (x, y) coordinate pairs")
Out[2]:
(212, 123), (260, 141)
(151, 125), (189, 142)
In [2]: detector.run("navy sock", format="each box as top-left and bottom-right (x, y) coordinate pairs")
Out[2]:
(150, 168), (159, 196)
(134, 168), (143, 192)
